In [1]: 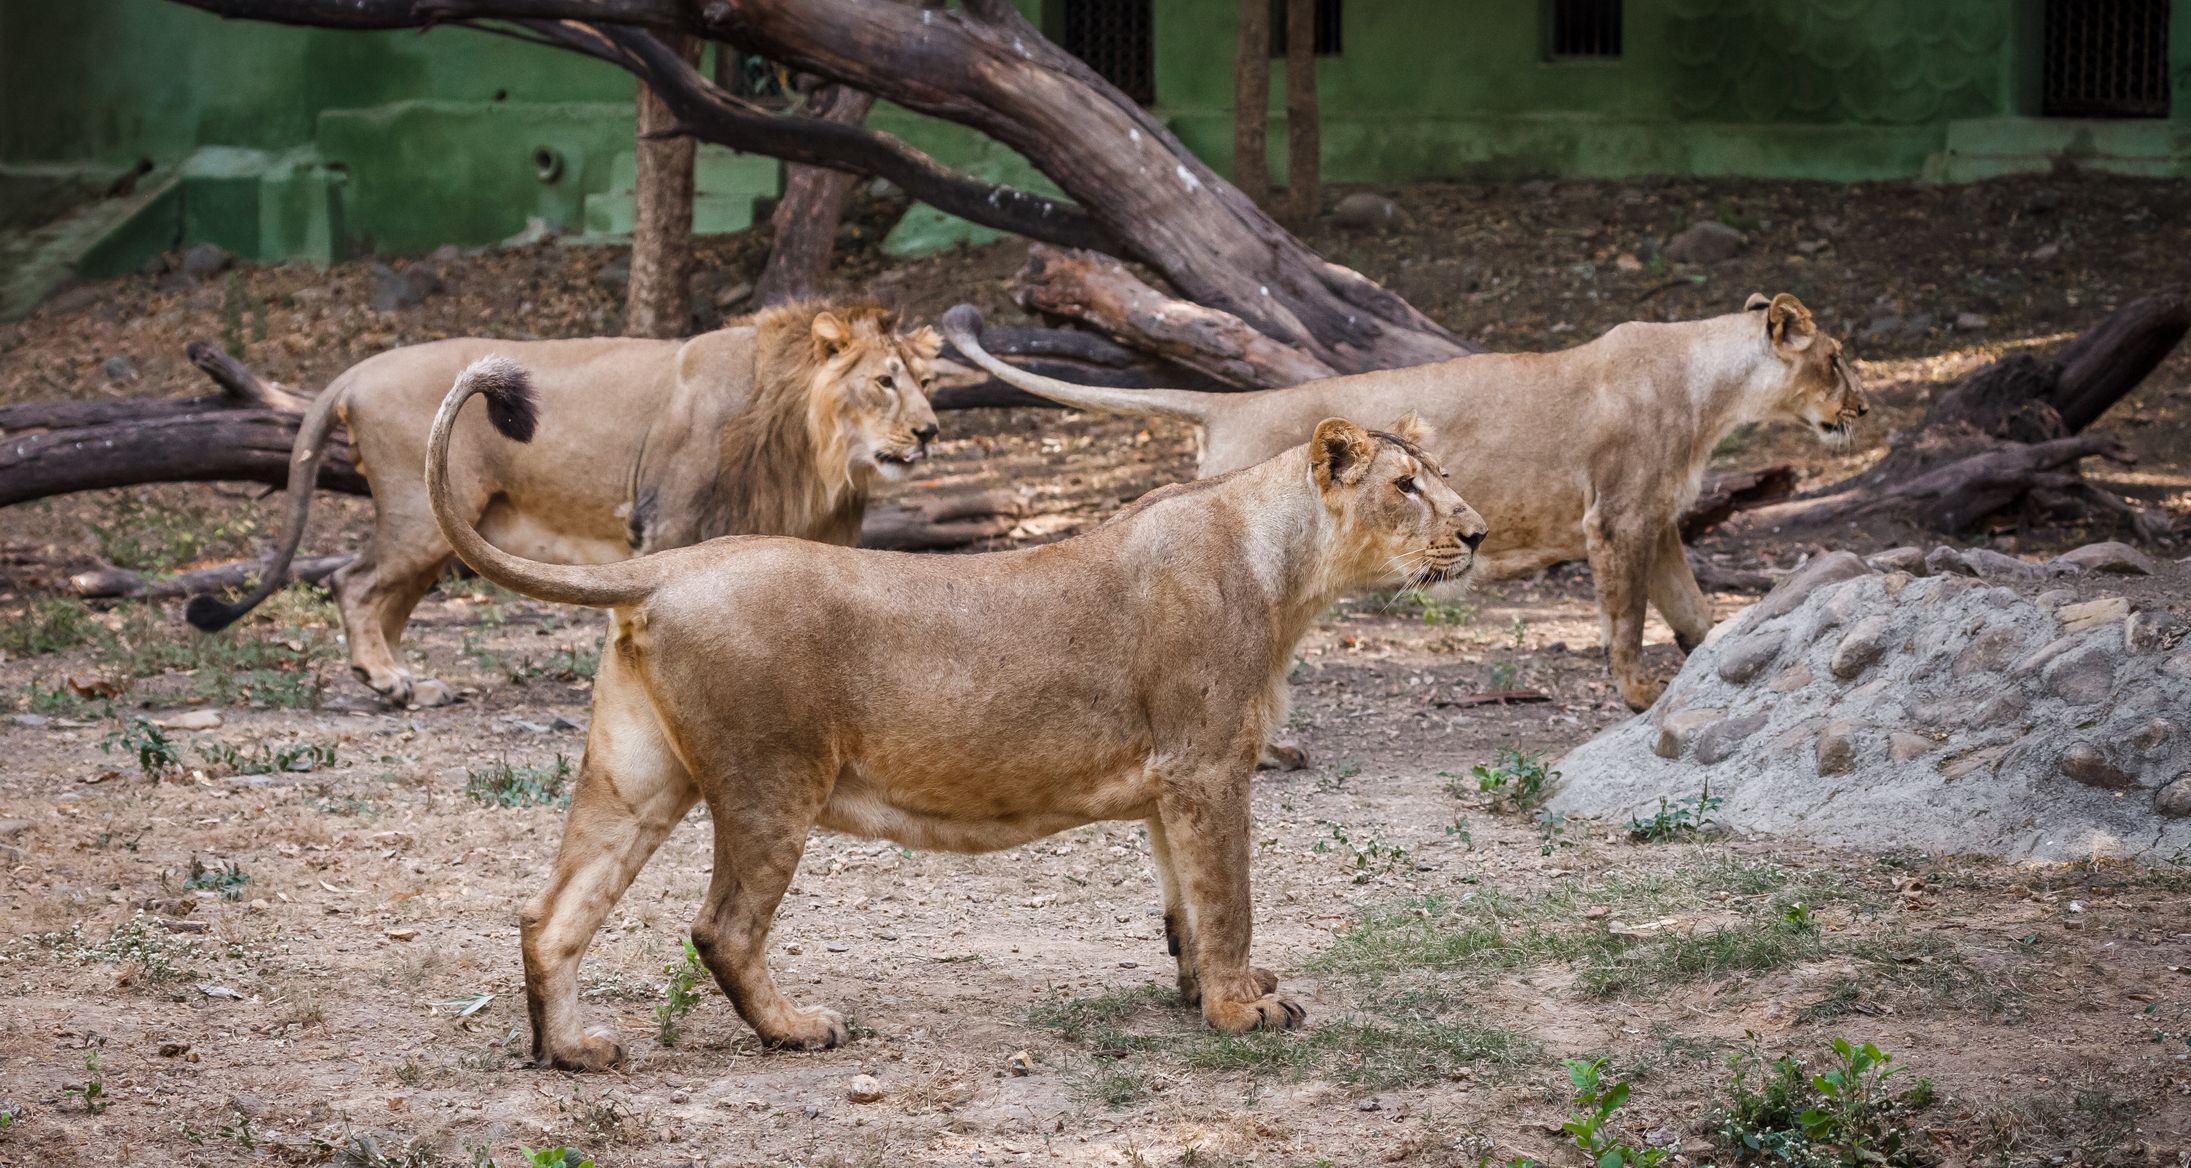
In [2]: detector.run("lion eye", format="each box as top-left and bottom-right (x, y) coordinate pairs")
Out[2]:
(878, 375), (897, 393)
(1395, 475), (1418, 496)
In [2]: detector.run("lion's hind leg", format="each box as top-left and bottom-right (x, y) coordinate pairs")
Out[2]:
(520, 670), (697, 1071)
(688, 760), (846, 1050)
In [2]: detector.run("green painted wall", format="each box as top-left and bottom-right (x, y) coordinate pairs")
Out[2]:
(3, 0), (2188, 272)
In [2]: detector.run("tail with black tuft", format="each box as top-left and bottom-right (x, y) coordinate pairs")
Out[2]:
(463, 355), (539, 443)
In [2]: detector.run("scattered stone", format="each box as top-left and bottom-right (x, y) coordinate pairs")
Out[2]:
(1960, 548), (2043, 580)
(1653, 708), (1724, 759)
(844, 1074), (886, 1103)
(9, 714), (50, 728)
(2036, 588), (2077, 608)
(2059, 597), (2130, 635)
(1866, 546), (1925, 574)
(179, 242), (234, 278)
(369, 262), (443, 311)
(1663, 220), (1744, 264)
(1940, 746), (2009, 780)
(1751, 551), (1869, 624)
(2132, 718), (2178, 757)
(1971, 690), (2027, 728)
(2050, 541), (2155, 576)
(385, 927), (419, 942)
(153, 710), (223, 732)
(0, 820), (29, 840)
(1693, 713), (1769, 765)
(158, 1040), (191, 1057)
(669, 1088), (690, 1104)
(1715, 633), (1783, 684)
(1923, 546), (1975, 577)
(1615, 253), (1643, 272)
(500, 216), (555, 248)
(1881, 571), (1913, 597)
(102, 355), (139, 382)
(1953, 312), (1989, 332)
(1768, 666), (1814, 693)
(2041, 644), (2117, 705)
(1829, 615), (1895, 680)
(2059, 743), (2134, 790)
(1006, 1050), (1034, 1076)
(1331, 192), (1410, 232)
(1952, 626), (2025, 677)
(1816, 722), (1858, 775)
(427, 243), (464, 265)
(2157, 777), (2191, 818)
(2126, 610), (2186, 654)
(594, 253), (633, 294)
(1355, 1097), (1383, 1112)
(1887, 732), (1936, 762)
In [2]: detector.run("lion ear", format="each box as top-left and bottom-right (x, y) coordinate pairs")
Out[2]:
(1744, 292), (1772, 312)
(908, 325), (943, 361)
(1311, 417), (1374, 489)
(1389, 411), (1435, 447)
(811, 311), (852, 353)
(1767, 293), (1816, 352)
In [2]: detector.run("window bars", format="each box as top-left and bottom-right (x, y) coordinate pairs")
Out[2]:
(2042, 0), (2171, 118)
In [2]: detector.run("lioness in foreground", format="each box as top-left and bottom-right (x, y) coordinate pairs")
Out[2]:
(424, 355), (1486, 1067)
(945, 296), (1865, 709)
(187, 301), (942, 707)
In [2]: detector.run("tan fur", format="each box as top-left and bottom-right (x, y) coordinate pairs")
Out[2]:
(196, 302), (941, 706)
(422, 365), (1486, 1067)
(946, 295), (1865, 709)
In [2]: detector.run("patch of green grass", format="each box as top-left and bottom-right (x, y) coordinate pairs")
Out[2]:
(1559, 1057), (1664, 1168)
(1311, 821), (1412, 883)
(0, 597), (94, 657)
(1626, 781), (1725, 842)
(101, 717), (181, 776)
(464, 754), (575, 808)
(183, 857), (250, 900)
(86, 607), (330, 708)
(1470, 747), (1556, 813)
(86, 490), (259, 575)
(1393, 589), (1476, 626)
(1576, 909), (1821, 997)
(24, 912), (202, 986)
(196, 738), (339, 776)
(20, 677), (97, 717)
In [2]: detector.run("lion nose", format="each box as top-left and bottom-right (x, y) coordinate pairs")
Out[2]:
(1854, 400), (1869, 417)
(1461, 527), (1487, 551)
(914, 423), (939, 444)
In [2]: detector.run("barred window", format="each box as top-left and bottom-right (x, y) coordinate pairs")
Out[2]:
(2042, 0), (2170, 118)
(1548, 0), (1622, 60)
(1268, 0), (1343, 58)
(1061, 0), (1155, 105)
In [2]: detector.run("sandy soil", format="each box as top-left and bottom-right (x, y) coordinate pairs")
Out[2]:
(3, 174), (2190, 1166)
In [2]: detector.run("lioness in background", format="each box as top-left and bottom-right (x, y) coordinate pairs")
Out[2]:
(188, 302), (943, 707)
(946, 295), (1865, 709)
(424, 355), (1486, 1068)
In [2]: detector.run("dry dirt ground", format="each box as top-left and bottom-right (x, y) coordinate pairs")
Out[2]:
(2, 174), (2190, 1167)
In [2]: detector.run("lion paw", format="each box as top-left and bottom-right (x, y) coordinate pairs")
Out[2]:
(1256, 740), (1309, 771)
(1249, 967), (1280, 996)
(761, 1005), (849, 1051)
(1205, 993), (1306, 1033)
(1619, 677), (1666, 712)
(543, 1026), (626, 1072)
(407, 678), (456, 708)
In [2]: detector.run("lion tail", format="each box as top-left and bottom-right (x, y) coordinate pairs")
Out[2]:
(426, 357), (667, 610)
(940, 304), (1215, 425)
(184, 374), (349, 632)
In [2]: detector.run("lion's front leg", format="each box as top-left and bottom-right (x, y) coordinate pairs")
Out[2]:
(1154, 776), (1302, 1034)
(1585, 504), (1665, 711)
(689, 772), (846, 1051)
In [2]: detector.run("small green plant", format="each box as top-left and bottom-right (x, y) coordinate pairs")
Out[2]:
(1716, 1037), (1934, 1167)
(1626, 781), (1724, 842)
(1398, 589), (1477, 626)
(1312, 822), (1411, 883)
(196, 738), (338, 776)
(22, 678), (94, 717)
(63, 1049), (107, 1114)
(1444, 814), (1473, 848)
(1, 598), (94, 657)
(101, 717), (181, 777)
(1472, 748), (1555, 813)
(464, 755), (574, 808)
(1560, 1057), (1664, 1168)
(1535, 809), (1572, 856)
(523, 1149), (594, 1168)
(655, 939), (707, 1046)
(184, 857), (250, 899)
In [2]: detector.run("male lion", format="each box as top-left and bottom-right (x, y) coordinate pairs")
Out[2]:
(186, 302), (943, 706)
(944, 295), (1865, 709)
(422, 355), (1486, 1068)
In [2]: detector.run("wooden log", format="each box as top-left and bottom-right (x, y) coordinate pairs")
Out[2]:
(70, 554), (352, 599)
(753, 80), (879, 307)
(1015, 244), (1337, 388)
(0, 411), (364, 506)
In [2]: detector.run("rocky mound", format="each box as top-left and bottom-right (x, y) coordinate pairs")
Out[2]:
(1551, 542), (2191, 861)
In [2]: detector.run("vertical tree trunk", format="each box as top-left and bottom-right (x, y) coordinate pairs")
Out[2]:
(1282, 0), (1319, 225)
(753, 81), (879, 306)
(626, 33), (702, 338)
(1232, 0), (1270, 208)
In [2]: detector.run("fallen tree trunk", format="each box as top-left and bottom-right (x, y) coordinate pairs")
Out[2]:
(70, 554), (352, 599)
